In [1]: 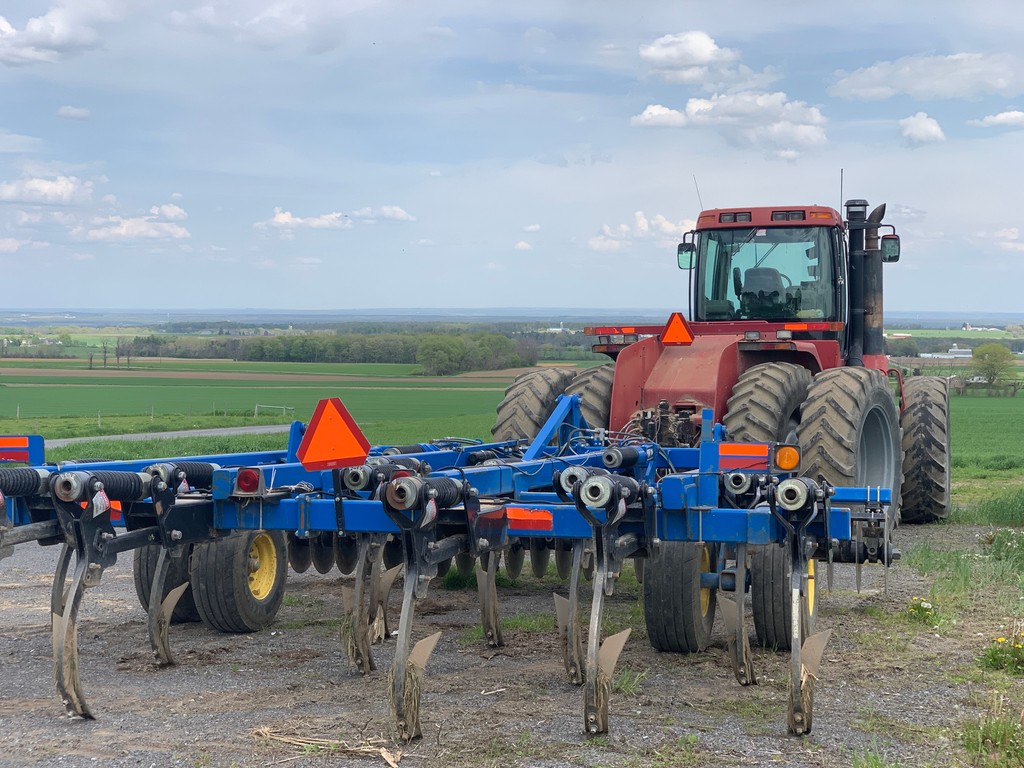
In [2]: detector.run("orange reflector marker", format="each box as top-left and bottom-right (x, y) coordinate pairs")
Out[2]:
(774, 445), (801, 472)
(0, 436), (30, 462)
(505, 507), (554, 532)
(661, 312), (694, 345)
(718, 442), (769, 470)
(296, 397), (372, 471)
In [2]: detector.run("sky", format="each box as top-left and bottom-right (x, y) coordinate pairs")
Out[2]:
(1, 1), (1023, 313)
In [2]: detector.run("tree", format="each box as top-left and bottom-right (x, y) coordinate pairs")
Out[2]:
(972, 343), (1015, 385)
(885, 337), (919, 357)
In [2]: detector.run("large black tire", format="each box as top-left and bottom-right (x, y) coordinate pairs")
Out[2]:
(491, 368), (577, 441)
(798, 367), (903, 515)
(564, 364), (615, 430)
(723, 362), (812, 444)
(750, 545), (817, 650)
(900, 377), (951, 524)
(133, 545), (201, 624)
(723, 362), (813, 647)
(643, 542), (716, 653)
(190, 530), (288, 633)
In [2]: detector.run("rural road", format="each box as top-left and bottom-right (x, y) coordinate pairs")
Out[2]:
(45, 424), (292, 449)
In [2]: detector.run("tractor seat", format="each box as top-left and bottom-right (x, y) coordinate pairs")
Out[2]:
(742, 267), (785, 297)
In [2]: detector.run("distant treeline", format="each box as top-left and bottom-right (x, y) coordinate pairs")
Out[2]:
(129, 331), (540, 375)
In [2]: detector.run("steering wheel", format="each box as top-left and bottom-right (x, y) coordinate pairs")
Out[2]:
(733, 267), (742, 296)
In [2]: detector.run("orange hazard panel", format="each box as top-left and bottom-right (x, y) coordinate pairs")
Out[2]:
(296, 397), (371, 471)
(661, 312), (694, 345)
(505, 507), (554, 532)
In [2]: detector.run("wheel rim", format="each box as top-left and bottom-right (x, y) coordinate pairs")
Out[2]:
(699, 545), (712, 616)
(247, 533), (278, 601)
(858, 407), (896, 489)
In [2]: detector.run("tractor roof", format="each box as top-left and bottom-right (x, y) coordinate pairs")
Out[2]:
(696, 205), (843, 229)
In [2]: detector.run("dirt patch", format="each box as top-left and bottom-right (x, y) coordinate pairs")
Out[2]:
(0, 526), (1019, 768)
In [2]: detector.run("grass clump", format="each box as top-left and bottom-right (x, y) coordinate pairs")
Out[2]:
(612, 666), (648, 696)
(978, 620), (1024, 676)
(960, 695), (1024, 767)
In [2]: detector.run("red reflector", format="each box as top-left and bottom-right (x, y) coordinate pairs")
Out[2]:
(661, 312), (694, 345)
(505, 507), (554, 532)
(237, 468), (261, 494)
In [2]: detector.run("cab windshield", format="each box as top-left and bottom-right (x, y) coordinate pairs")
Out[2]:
(695, 226), (837, 321)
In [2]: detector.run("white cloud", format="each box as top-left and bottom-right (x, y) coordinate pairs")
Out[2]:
(588, 212), (695, 253)
(79, 215), (191, 241)
(831, 53), (1024, 101)
(632, 92), (827, 158)
(0, 175), (93, 204)
(170, 191), (184, 200)
(899, 112), (945, 146)
(149, 203), (188, 220)
(514, 241), (532, 251)
(70, 252), (94, 261)
(255, 207), (351, 230)
(639, 31), (736, 83)
(0, 130), (41, 153)
(56, 105), (90, 120)
(638, 31), (777, 92)
(0, 5), (107, 66)
(991, 227), (1024, 251)
(14, 210), (43, 225)
(524, 223), (541, 232)
(295, 256), (321, 265)
(169, 2), (359, 53)
(350, 205), (416, 222)
(969, 110), (1024, 128)
(630, 104), (686, 128)
(414, 238), (434, 246)
(0, 237), (27, 253)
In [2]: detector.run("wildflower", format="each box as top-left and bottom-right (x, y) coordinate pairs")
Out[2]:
(996, 637), (1007, 643)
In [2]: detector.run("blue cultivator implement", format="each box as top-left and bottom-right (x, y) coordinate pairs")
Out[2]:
(0, 396), (893, 739)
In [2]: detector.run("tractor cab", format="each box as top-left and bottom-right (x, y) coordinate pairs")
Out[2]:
(679, 207), (848, 326)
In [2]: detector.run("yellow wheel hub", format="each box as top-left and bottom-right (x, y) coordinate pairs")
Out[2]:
(247, 532), (277, 601)
(699, 545), (712, 616)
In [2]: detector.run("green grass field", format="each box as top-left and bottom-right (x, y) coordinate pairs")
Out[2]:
(4, 359), (1024, 502)
(888, 327), (1016, 340)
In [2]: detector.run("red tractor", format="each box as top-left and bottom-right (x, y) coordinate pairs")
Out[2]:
(493, 198), (951, 652)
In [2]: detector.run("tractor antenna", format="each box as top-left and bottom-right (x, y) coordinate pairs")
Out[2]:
(693, 174), (704, 210)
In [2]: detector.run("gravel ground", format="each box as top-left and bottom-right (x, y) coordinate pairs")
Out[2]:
(0, 526), (1010, 768)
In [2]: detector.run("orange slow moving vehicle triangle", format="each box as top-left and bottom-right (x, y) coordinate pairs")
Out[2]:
(661, 312), (694, 345)
(296, 397), (372, 471)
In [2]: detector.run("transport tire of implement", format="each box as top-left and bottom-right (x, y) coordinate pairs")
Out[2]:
(750, 545), (818, 649)
(899, 376), (952, 524)
(564, 364), (615, 430)
(722, 362), (813, 650)
(797, 367), (903, 520)
(189, 530), (288, 633)
(491, 367), (577, 441)
(132, 544), (201, 624)
(643, 541), (717, 652)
